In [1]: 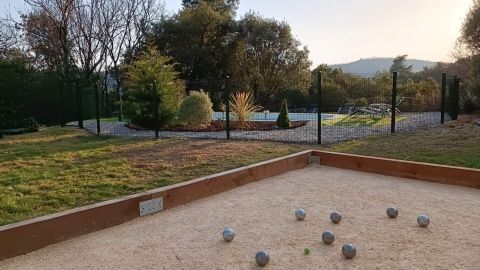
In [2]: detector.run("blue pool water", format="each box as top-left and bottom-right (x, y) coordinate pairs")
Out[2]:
(213, 112), (334, 121)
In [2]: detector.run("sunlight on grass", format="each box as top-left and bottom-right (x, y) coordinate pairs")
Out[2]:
(322, 115), (406, 127)
(0, 127), (312, 225)
(2, 122), (479, 226)
(330, 125), (480, 168)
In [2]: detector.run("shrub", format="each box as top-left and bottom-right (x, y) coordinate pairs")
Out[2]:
(177, 90), (213, 127)
(228, 92), (262, 127)
(462, 95), (478, 114)
(276, 99), (291, 129)
(354, 98), (369, 107)
(277, 89), (310, 109)
(124, 46), (183, 128)
(22, 117), (40, 130)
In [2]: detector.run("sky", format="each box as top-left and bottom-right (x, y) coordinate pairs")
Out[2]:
(1, 0), (473, 66)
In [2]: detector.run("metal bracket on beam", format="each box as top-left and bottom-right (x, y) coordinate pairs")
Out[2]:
(139, 197), (163, 216)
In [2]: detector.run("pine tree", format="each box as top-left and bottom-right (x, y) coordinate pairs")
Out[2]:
(276, 99), (291, 129)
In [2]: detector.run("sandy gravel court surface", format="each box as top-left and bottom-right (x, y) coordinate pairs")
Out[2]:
(1, 165), (479, 269)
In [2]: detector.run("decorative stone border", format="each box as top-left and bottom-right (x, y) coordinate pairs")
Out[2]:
(1, 150), (478, 261)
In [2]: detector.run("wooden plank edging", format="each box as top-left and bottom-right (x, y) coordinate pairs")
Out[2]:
(0, 151), (311, 261)
(312, 151), (480, 189)
(2, 150), (479, 261)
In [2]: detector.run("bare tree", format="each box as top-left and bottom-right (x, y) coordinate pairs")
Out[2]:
(24, 0), (76, 126)
(100, 0), (164, 120)
(0, 18), (20, 57)
(69, 0), (107, 129)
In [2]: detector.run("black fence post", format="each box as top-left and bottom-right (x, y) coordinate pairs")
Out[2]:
(453, 76), (460, 120)
(59, 80), (65, 127)
(75, 81), (84, 129)
(225, 77), (231, 140)
(390, 72), (398, 133)
(440, 73), (447, 124)
(153, 80), (159, 139)
(317, 72), (322, 145)
(94, 80), (101, 135)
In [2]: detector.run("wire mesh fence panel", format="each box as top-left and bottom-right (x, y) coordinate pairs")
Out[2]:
(73, 73), (456, 144)
(226, 86), (319, 144)
(394, 72), (443, 133)
(319, 72), (394, 143)
(446, 75), (460, 121)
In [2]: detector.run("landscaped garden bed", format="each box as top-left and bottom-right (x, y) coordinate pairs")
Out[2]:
(127, 120), (308, 132)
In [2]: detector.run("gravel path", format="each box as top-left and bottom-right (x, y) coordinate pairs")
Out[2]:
(75, 112), (443, 144)
(2, 165), (479, 269)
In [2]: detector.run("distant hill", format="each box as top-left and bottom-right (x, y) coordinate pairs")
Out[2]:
(329, 58), (437, 74)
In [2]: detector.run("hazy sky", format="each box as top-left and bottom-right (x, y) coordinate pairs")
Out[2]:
(2, 0), (473, 66)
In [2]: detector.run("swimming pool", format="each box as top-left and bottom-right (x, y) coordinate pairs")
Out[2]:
(213, 112), (334, 121)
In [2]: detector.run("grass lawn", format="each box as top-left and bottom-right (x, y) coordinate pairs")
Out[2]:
(0, 127), (313, 225)
(330, 116), (480, 168)
(1, 116), (479, 225)
(323, 114), (406, 127)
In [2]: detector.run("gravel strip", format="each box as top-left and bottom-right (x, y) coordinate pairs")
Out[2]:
(74, 112), (443, 144)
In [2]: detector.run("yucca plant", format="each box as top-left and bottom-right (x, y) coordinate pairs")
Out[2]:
(228, 91), (262, 128)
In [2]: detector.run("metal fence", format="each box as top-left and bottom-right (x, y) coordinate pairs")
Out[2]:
(73, 72), (460, 144)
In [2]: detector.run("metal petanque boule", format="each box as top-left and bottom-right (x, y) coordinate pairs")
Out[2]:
(330, 211), (342, 224)
(295, 208), (306, 220)
(417, 215), (430, 227)
(255, 250), (270, 267)
(342, 243), (357, 259)
(322, 230), (335, 245)
(222, 228), (235, 242)
(386, 207), (399, 218)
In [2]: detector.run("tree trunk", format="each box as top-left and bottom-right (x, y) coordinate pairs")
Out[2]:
(113, 66), (123, 121)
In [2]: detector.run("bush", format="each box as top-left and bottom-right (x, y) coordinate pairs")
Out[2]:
(462, 95), (478, 114)
(228, 92), (262, 127)
(177, 90), (213, 127)
(124, 46), (183, 128)
(276, 99), (291, 129)
(354, 98), (368, 107)
(22, 117), (40, 130)
(277, 89), (310, 109)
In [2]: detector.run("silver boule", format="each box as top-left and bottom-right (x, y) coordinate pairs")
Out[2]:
(295, 208), (306, 221)
(321, 230), (335, 245)
(342, 243), (357, 259)
(417, 215), (430, 227)
(386, 207), (399, 218)
(330, 211), (342, 224)
(222, 227), (235, 242)
(255, 250), (270, 267)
